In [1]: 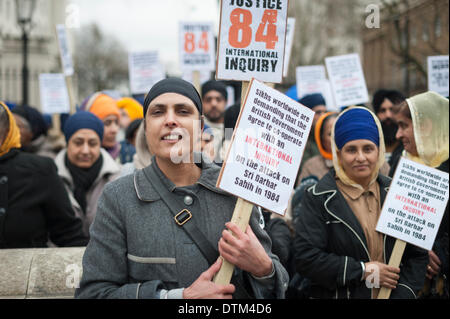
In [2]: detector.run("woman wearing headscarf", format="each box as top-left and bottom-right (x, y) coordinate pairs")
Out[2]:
(393, 91), (449, 298)
(75, 78), (288, 299)
(0, 102), (87, 248)
(81, 92), (122, 161)
(54, 111), (121, 237)
(292, 106), (428, 299)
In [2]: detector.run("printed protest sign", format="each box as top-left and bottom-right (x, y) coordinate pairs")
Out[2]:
(283, 17), (295, 78)
(325, 53), (369, 107)
(295, 65), (336, 110)
(128, 51), (166, 94)
(39, 73), (70, 114)
(376, 157), (449, 251)
(217, 78), (314, 216)
(216, 0), (289, 83)
(56, 24), (74, 77)
(295, 65), (326, 97)
(428, 55), (449, 97)
(179, 22), (215, 71)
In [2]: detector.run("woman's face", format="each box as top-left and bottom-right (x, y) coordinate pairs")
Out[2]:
(394, 112), (418, 156)
(102, 115), (120, 148)
(321, 117), (336, 154)
(337, 139), (379, 187)
(67, 129), (101, 168)
(145, 93), (202, 164)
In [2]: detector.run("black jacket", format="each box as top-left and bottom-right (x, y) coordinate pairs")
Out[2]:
(0, 149), (88, 248)
(293, 170), (428, 299)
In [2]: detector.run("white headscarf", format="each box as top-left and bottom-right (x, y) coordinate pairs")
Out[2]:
(405, 91), (449, 168)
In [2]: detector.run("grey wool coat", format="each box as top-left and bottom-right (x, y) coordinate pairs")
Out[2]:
(75, 156), (289, 299)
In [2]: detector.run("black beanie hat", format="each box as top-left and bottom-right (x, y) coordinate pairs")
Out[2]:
(143, 78), (202, 117)
(201, 80), (228, 101)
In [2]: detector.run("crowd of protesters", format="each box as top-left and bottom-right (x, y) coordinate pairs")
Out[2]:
(0, 76), (448, 300)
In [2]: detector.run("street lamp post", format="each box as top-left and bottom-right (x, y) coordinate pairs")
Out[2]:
(15, 0), (36, 107)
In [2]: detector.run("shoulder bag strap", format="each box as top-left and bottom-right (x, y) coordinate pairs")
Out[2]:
(144, 167), (219, 265)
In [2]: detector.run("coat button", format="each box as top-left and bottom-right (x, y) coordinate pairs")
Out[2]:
(183, 195), (193, 206)
(0, 207), (6, 216)
(0, 176), (7, 184)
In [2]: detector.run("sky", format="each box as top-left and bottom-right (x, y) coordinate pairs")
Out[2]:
(70, 0), (220, 75)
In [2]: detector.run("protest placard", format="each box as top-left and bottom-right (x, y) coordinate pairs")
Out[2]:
(295, 65), (326, 97)
(128, 51), (166, 95)
(295, 65), (336, 110)
(216, 0), (288, 83)
(376, 157), (449, 251)
(376, 157), (449, 299)
(428, 55), (449, 97)
(217, 78), (314, 216)
(179, 22), (215, 71)
(39, 73), (70, 114)
(325, 53), (369, 107)
(283, 17), (295, 78)
(56, 24), (74, 77)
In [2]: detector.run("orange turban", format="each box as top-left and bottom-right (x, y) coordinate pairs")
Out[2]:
(84, 93), (120, 120)
(117, 97), (144, 121)
(314, 112), (337, 161)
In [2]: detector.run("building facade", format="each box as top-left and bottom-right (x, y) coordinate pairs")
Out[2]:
(362, 0), (449, 97)
(0, 0), (68, 109)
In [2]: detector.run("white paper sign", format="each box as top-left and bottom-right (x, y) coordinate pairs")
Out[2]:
(179, 22), (215, 71)
(376, 157), (449, 250)
(428, 55), (449, 97)
(56, 24), (74, 76)
(39, 73), (70, 114)
(295, 65), (336, 111)
(325, 53), (369, 107)
(128, 51), (166, 94)
(217, 78), (315, 215)
(295, 65), (327, 97)
(216, 0), (288, 83)
(283, 17), (295, 78)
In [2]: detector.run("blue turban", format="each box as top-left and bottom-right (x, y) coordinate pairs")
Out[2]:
(298, 93), (326, 109)
(334, 108), (379, 149)
(63, 111), (104, 143)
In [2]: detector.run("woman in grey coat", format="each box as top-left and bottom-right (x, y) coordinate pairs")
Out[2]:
(75, 78), (288, 299)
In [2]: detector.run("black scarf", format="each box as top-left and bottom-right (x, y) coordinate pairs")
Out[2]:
(65, 153), (103, 214)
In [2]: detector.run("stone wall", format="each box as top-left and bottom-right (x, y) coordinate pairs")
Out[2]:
(0, 247), (85, 299)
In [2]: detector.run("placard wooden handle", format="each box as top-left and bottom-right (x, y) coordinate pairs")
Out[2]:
(213, 198), (254, 285)
(377, 239), (407, 299)
(192, 71), (201, 93)
(65, 76), (76, 115)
